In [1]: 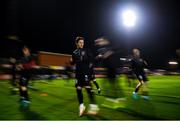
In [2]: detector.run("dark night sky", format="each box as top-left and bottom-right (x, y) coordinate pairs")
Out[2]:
(0, 0), (180, 69)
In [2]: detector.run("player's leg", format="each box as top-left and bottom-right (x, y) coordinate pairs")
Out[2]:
(133, 75), (144, 99)
(133, 81), (142, 99)
(75, 79), (85, 116)
(19, 77), (30, 107)
(141, 75), (149, 100)
(85, 85), (95, 103)
(85, 85), (99, 115)
(76, 86), (83, 104)
(84, 75), (99, 115)
(135, 81), (143, 93)
(77, 86), (86, 116)
(142, 75), (148, 91)
(92, 78), (101, 94)
(19, 77), (29, 101)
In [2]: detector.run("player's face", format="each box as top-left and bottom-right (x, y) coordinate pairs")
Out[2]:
(23, 48), (30, 57)
(76, 39), (84, 49)
(133, 49), (140, 58)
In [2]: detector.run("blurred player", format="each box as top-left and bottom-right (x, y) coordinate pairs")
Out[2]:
(131, 48), (149, 100)
(70, 36), (99, 116)
(95, 37), (120, 98)
(17, 46), (37, 107)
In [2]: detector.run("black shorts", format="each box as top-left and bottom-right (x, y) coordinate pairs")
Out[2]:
(19, 77), (29, 86)
(75, 75), (91, 87)
(135, 73), (148, 82)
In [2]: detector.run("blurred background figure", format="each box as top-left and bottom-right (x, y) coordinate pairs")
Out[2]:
(94, 37), (123, 99)
(131, 48), (149, 100)
(16, 46), (37, 108)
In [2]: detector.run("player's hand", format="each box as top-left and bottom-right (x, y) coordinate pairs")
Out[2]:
(70, 57), (73, 62)
(16, 64), (23, 70)
(9, 58), (16, 63)
(32, 65), (40, 69)
(144, 61), (148, 66)
(70, 57), (75, 65)
(89, 63), (93, 68)
(95, 54), (102, 59)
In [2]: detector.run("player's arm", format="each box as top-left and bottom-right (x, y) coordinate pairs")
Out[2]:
(16, 64), (23, 70)
(102, 50), (114, 59)
(70, 54), (76, 65)
(143, 60), (148, 68)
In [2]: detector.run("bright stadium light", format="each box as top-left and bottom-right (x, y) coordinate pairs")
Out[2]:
(114, 4), (143, 34)
(122, 9), (137, 28)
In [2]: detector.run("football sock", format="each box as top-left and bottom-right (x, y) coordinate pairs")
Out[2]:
(76, 89), (83, 104)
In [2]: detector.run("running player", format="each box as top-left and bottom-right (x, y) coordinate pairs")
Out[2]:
(131, 48), (149, 100)
(70, 36), (99, 116)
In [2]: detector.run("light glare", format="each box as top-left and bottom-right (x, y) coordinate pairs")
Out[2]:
(122, 10), (137, 27)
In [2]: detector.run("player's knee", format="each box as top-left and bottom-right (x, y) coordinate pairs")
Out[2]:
(137, 82), (142, 86)
(85, 86), (91, 89)
(141, 81), (144, 85)
(21, 86), (27, 91)
(76, 86), (82, 90)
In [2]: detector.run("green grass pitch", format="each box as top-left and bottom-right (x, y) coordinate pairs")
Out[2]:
(0, 75), (180, 120)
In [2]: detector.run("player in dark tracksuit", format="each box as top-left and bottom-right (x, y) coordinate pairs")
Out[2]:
(131, 48), (149, 100)
(94, 37), (120, 98)
(71, 36), (99, 116)
(17, 46), (37, 107)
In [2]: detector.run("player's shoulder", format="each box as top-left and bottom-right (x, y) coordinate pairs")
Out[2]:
(131, 58), (136, 62)
(73, 49), (79, 54)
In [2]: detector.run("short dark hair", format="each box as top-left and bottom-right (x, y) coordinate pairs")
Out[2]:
(75, 36), (84, 43)
(23, 46), (29, 50)
(22, 46), (31, 53)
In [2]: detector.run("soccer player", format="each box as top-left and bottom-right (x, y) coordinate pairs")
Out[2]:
(94, 37), (119, 98)
(16, 46), (37, 107)
(70, 36), (99, 116)
(131, 48), (149, 100)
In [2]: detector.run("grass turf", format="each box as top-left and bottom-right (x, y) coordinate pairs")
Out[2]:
(0, 75), (180, 120)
